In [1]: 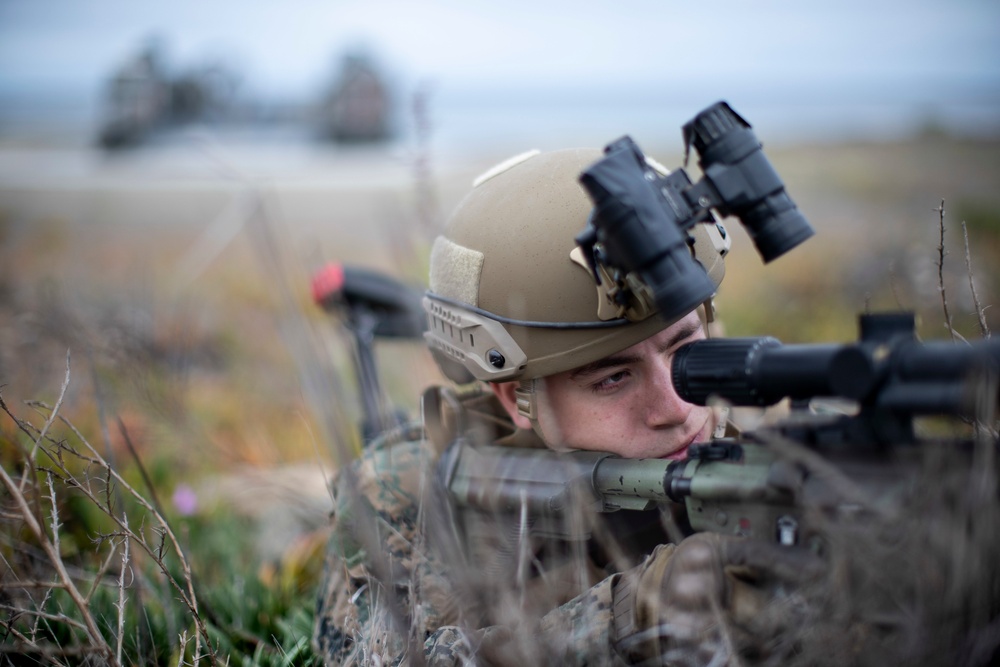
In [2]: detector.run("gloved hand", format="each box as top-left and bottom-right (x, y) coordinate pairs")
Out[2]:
(614, 533), (824, 665)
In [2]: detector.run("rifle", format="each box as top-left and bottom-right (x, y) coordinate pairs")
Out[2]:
(439, 311), (1000, 546)
(437, 101), (999, 546)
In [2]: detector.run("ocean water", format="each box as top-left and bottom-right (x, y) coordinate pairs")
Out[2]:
(0, 78), (997, 179)
(425, 76), (1000, 153)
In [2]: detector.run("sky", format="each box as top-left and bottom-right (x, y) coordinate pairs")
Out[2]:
(0, 0), (998, 146)
(2, 1), (997, 93)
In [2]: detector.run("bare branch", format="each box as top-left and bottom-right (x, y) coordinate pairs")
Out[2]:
(0, 604), (92, 634)
(0, 634), (106, 658)
(46, 411), (214, 665)
(32, 588), (53, 643)
(46, 471), (60, 561)
(117, 415), (166, 515)
(0, 458), (115, 662)
(85, 537), (123, 604)
(19, 349), (72, 497)
(3, 385), (216, 665)
(936, 199), (957, 341)
(0, 579), (63, 591)
(962, 220), (992, 339)
(116, 521), (130, 667)
(298, 409), (336, 507)
(1, 616), (39, 650)
(178, 629), (191, 667)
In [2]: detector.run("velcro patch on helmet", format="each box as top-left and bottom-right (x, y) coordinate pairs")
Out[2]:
(429, 236), (484, 307)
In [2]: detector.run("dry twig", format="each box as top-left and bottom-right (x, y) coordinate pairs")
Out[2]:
(0, 355), (219, 665)
(936, 199), (958, 341)
(116, 516), (130, 666)
(0, 358), (116, 663)
(962, 220), (992, 339)
(43, 409), (217, 665)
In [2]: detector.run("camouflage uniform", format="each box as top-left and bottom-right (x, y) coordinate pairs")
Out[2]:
(314, 388), (677, 666)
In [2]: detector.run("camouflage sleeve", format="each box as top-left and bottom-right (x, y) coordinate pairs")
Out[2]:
(315, 565), (474, 666)
(313, 427), (630, 666)
(313, 428), (428, 665)
(425, 575), (628, 665)
(418, 577), (628, 667)
(534, 574), (629, 666)
(315, 428), (482, 666)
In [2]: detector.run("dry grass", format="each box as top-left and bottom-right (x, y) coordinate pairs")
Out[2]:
(0, 130), (998, 663)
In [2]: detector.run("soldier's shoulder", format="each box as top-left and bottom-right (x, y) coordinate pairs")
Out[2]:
(336, 422), (435, 512)
(328, 422), (434, 568)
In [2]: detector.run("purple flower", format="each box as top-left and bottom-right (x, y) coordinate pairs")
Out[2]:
(172, 484), (198, 516)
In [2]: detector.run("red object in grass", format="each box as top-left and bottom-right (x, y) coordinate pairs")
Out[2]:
(311, 262), (346, 306)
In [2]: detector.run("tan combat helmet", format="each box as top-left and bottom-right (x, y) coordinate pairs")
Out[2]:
(424, 147), (730, 388)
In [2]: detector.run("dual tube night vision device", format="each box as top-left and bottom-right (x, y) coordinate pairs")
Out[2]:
(576, 101), (814, 324)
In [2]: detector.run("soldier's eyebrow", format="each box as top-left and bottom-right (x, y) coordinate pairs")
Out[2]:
(569, 352), (642, 381)
(569, 319), (703, 381)
(657, 319), (703, 354)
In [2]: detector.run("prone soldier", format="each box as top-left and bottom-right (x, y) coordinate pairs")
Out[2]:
(313, 135), (824, 665)
(313, 101), (1000, 666)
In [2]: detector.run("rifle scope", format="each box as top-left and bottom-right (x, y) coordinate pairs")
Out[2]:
(672, 317), (1000, 415)
(576, 101), (814, 324)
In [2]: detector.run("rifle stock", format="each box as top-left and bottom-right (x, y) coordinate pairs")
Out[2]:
(441, 433), (946, 546)
(443, 437), (811, 543)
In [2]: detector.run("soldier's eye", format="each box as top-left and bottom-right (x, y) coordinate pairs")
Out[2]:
(592, 371), (629, 394)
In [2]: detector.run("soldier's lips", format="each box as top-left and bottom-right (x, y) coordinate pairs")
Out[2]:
(660, 419), (712, 460)
(663, 448), (689, 461)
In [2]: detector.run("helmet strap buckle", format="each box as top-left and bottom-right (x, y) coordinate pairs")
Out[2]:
(514, 380), (537, 421)
(515, 378), (557, 446)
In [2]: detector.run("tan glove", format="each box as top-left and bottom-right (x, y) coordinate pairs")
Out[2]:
(614, 533), (824, 665)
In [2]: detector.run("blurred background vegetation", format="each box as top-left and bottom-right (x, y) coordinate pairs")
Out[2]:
(1, 0), (998, 663)
(3, 129), (997, 664)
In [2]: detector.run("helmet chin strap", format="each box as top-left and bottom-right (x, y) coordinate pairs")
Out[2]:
(702, 297), (717, 328)
(514, 379), (556, 446)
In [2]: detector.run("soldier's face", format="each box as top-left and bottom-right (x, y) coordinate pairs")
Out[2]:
(536, 311), (718, 459)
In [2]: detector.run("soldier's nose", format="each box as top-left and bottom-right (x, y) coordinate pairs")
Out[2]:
(644, 360), (692, 429)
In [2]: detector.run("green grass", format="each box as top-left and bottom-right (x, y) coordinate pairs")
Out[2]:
(0, 415), (322, 666)
(0, 394), (326, 665)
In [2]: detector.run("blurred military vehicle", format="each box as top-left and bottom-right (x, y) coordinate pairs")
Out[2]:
(97, 40), (242, 149)
(168, 62), (240, 124)
(96, 42), (172, 148)
(97, 41), (394, 149)
(318, 52), (393, 143)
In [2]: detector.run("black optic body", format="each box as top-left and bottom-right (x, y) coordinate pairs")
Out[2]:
(683, 102), (814, 263)
(577, 101), (814, 324)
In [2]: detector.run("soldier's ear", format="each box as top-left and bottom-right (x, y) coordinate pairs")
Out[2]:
(489, 381), (534, 430)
